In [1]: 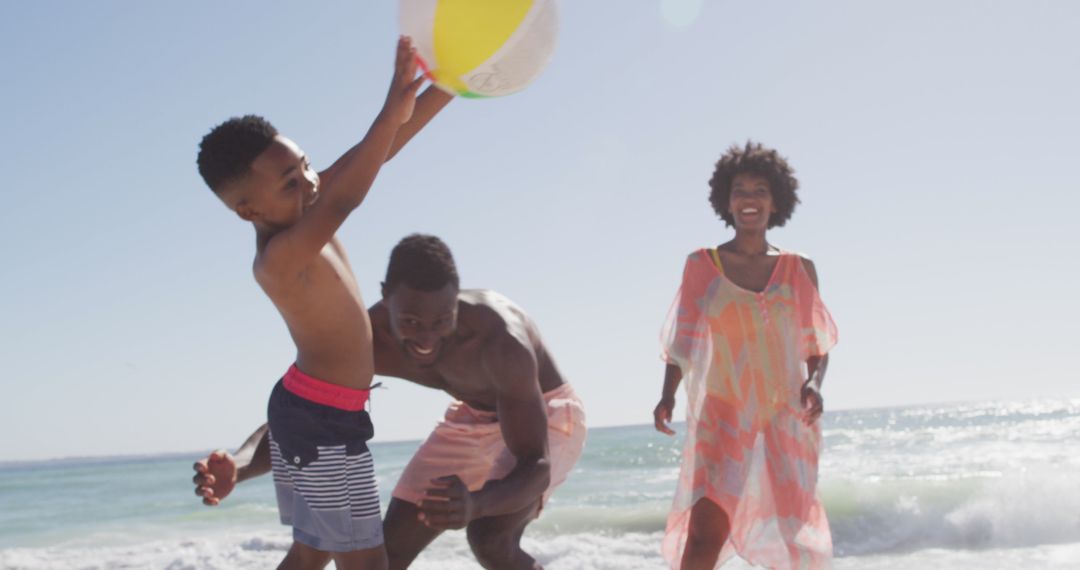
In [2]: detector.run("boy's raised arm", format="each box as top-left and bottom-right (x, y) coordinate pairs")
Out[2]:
(321, 85), (453, 188)
(260, 37), (425, 278)
(386, 85), (453, 161)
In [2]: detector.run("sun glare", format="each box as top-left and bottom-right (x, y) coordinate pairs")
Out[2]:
(660, 0), (703, 28)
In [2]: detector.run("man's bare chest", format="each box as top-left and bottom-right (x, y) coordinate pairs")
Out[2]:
(395, 358), (496, 406)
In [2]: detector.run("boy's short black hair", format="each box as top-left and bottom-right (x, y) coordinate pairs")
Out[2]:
(384, 234), (460, 294)
(196, 115), (279, 193)
(708, 141), (800, 228)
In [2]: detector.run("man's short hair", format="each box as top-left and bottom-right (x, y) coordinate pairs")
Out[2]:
(384, 234), (460, 293)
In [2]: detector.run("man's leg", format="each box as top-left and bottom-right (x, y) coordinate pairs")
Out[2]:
(277, 541), (331, 570)
(330, 545), (388, 570)
(383, 498), (445, 570)
(680, 497), (730, 570)
(465, 499), (542, 570)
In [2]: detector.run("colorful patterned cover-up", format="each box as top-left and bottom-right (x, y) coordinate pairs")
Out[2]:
(660, 248), (838, 569)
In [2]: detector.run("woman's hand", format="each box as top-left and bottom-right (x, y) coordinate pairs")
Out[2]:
(801, 380), (824, 425)
(654, 396), (676, 435)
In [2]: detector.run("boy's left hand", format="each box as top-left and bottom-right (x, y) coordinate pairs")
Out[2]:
(382, 36), (427, 125)
(417, 475), (475, 530)
(192, 450), (238, 506)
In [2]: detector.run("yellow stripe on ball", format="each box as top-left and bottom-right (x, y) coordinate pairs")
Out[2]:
(401, 0), (559, 98)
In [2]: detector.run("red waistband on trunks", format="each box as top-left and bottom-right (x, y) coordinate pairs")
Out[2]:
(283, 364), (370, 411)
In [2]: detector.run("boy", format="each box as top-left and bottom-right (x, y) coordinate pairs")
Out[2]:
(194, 37), (450, 569)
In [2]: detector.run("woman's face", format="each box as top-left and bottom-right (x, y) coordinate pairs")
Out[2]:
(728, 172), (776, 231)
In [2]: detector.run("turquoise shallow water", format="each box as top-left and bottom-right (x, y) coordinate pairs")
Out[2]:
(3, 398), (1080, 568)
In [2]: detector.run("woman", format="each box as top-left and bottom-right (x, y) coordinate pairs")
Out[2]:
(654, 142), (838, 569)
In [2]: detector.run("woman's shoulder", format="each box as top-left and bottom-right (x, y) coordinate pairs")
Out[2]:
(678, 248), (722, 282)
(773, 246), (812, 264)
(777, 248), (819, 289)
(681, 247), (715, 264)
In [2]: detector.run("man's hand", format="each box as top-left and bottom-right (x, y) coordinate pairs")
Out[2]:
(417, 475), (474, 530)
(654, 396), (676, 436)
(801, 380), (824, 425)
(192, 450), (238, 506)
(382, 36), (426, 126)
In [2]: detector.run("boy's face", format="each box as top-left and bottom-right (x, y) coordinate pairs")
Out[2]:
(728, 172), (776, 231)
(383, 283), (459, 368)
(219, 135), (320, 227)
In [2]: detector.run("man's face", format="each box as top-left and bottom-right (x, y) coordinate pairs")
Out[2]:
(728, 172), (775, 231)
(384, 283), (459, 368)
(219, 135), (320, 227)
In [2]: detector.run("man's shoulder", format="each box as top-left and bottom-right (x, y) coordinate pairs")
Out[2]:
(367, 300), (390, 328)
(459, 290), (508, 322)
(458, 291), (534, 358)
(460, 288), (514, 307)
(461, 290), (530, 333)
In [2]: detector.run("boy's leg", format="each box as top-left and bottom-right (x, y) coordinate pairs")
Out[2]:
(465, 499), (543, 570)
(383, 498), (445, 570)
(277, 541), (331, 570)
(268, 378), (384, 566)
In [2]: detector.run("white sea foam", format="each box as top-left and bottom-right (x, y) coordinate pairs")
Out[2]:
(4, 399), (1080, 568)
(824, 470), (1080, 556)
(4, 531), (1080, 570)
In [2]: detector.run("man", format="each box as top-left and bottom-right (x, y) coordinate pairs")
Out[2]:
(193, 234), (586, 570)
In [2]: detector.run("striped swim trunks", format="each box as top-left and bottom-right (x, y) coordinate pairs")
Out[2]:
(267, 364), (383, 552)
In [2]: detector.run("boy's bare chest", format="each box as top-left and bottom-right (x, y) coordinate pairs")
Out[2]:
(269, 246), (364, 315)
(307, 245), (358, 290)
(289, 247), (361, 303)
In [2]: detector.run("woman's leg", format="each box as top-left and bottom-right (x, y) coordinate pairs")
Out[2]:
(680, 497), (730, 570)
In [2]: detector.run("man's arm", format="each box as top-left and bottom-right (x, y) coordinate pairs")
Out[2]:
(419, 335), (550, 528)
(192, 424), (272, 506)
(259, 37), (425, 279)
(475, 337), (551, 516)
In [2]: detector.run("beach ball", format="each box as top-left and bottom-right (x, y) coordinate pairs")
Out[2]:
(400, 0), (559, 98)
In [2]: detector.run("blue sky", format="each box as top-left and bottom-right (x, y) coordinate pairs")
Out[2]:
(1, 1), (1078, 461)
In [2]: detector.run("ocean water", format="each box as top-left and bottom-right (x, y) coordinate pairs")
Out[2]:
(2, 398), (1080, 569)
